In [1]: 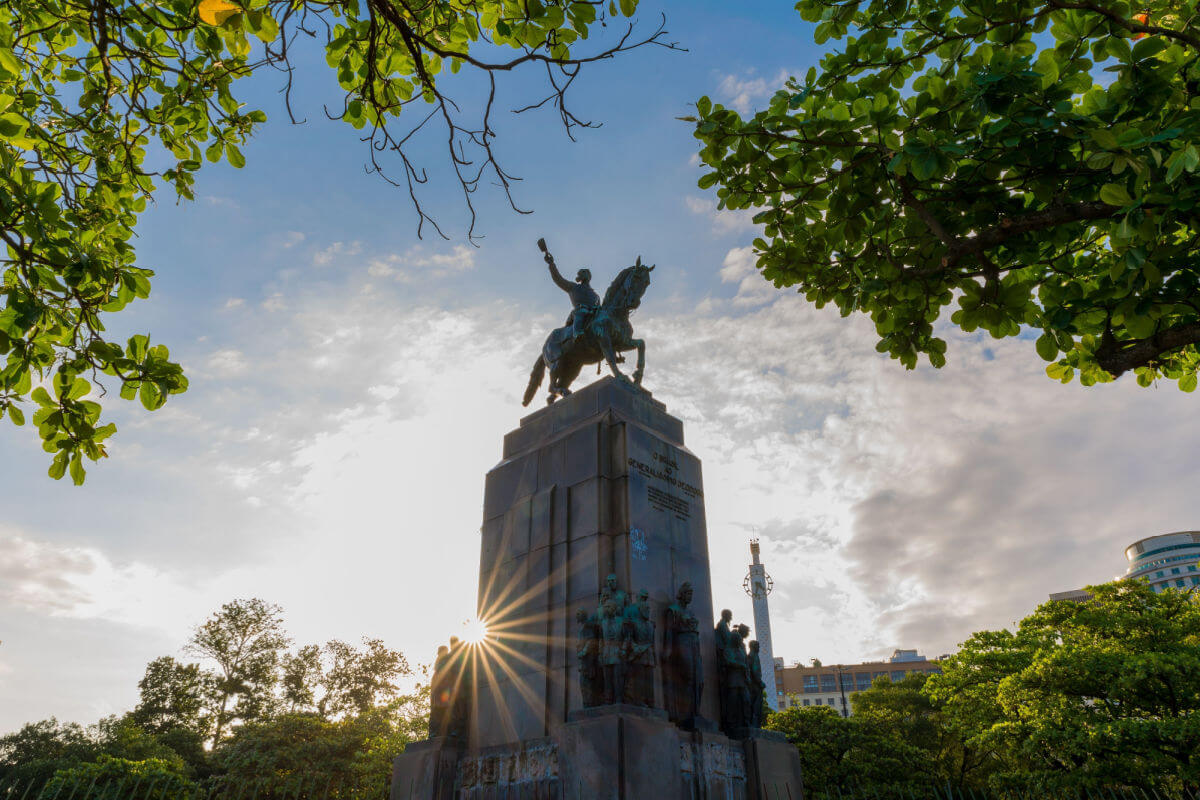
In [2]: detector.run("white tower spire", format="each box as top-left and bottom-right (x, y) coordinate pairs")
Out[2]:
(743, 539), (779, 710)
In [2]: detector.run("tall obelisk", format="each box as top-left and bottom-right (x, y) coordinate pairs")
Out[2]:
(745, 539), (779, 711)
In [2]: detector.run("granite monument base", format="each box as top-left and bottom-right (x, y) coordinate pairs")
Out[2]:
(391, 707), (804, 800)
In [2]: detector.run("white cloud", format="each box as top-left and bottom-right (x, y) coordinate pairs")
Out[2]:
(366, 244), (477, 282)
(684, 196), (758, 236)
(0, 530), (202, 633)
(718, 246), (774, 307)
(313, 240), (363, 267)
(223, 297), (245, 310)
(281, 231), (306, 248)
(205, 349), (248, 377)
(715, 69), (790, 115)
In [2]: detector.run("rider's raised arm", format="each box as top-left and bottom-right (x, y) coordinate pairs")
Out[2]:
(546, 256), (574, 293)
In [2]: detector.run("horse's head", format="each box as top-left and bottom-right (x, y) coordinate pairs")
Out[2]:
(603, 256), (655, 312)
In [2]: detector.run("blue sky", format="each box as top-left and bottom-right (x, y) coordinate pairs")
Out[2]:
(2, 1), (1197, 732)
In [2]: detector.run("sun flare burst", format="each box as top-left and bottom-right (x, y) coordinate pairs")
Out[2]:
(462, 616), (490, 645)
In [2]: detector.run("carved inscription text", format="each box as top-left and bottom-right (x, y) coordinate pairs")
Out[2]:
(628, 452), (702, 522)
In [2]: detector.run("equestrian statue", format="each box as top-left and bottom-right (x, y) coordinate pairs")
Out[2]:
(522, 238), (654, 406)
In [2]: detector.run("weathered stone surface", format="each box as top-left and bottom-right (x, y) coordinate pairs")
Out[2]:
(742, 735), (806, 800)
(683, 728), (749, 800)
(391, 738), (461, 800)
(556, 707), (679, 800)
(476, 379), (720, 749)
(454, 738), (561, 800)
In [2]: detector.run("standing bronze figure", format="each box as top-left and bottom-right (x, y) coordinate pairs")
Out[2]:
(598, 572), (628, 619)
(747, 639), (766, 728)
(624, 589), (656, 707)
(445, 636), (471, 740)
(598, 599), (628, 705)
(523, 238), (655, 406)
(429, 643), (451, 737)
(664, 582), (703, 724)
(718, 623), (752, 734)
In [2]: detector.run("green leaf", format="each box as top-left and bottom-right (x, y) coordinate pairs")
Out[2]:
(0, 49), (21, 80)
(1035, 334), (1058, 362)
(139, 382), (163, 410)
(1132, 37), (1167, 62)
(226, 144), (246, 169)
(69, 454), (85, 486)
(7, 405), (25, 426)
(48, 453), (67, 480)
(67, 377), (90, 400)
(1099, 183), (1132, 206)
(1180, 373), (1198, 393)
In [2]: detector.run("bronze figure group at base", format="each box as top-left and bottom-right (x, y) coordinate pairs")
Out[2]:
(573, 577), (766, 737)
(715, 608), (767, 733)
(575, 574), (656, 707)
(428, 637), (472, 739)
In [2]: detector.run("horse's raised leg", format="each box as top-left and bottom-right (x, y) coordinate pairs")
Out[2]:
(631, 339), (646, 385)
(597, 333), (628, 382)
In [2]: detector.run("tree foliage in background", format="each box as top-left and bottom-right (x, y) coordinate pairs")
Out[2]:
(41, 755), (199, 800)
(0, 0), (673, 483)
(774, 583), (1200, 797)
(1, 597), (426, 796)
(692, 0), (1200, 391)
(767, 675), (993, 796)
(281, 638), (410, 718)
(186, 598), (291, 745)
(929, 581), (1200, 793)
(212, 700), (426, 798)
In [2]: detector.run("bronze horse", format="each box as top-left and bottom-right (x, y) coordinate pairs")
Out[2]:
(523, 258), (654, 406)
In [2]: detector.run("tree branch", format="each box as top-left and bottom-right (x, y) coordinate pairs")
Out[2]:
(1046, 0), (1200, 51)
(1095, 321), (1200, 376)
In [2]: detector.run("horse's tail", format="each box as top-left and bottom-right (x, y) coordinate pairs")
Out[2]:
(522, 356), (546, 407)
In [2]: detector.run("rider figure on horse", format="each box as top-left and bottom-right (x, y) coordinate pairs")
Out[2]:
(543, 245), (600, 351)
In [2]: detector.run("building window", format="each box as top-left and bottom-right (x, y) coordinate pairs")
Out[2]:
(856, 673), (873, 691)
(1157, 571), (1165, 577)
(802, 698), (809, 706)
(891, 671), (905, 682)
(1192, 577), (1199, 585)
(873, 671), (887, 680)
(1177, 580), (1186, 587)
(1172, 568), (1181, 574)
(804, 676), (819, 694)
(839, 674), (855, 692)
(820, 674), (836, 692)
(1190, 566), (1197, 572)
(928, 668), (942, 675)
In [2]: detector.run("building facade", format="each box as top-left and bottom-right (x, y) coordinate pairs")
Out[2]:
(774, 649), (942, 717)
(1125, 531), (1200, 592)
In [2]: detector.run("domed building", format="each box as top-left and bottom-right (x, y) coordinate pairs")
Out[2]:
(1125, 531), (1200, 592)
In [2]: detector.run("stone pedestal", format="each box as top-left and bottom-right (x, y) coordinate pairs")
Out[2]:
(391, 379), (804, 799)
(472, 377), (720, 746)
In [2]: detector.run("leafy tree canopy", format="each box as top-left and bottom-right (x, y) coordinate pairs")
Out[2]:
(692, 0), (1200, 391)
(211, 702), (426, 797)
(0, 0), (671, 482)
(42, 754), (197, 800)
(928, 581), (1200, 793)
(186, 598), (291, 744)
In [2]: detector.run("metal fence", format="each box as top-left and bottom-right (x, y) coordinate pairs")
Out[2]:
(5, 774), (1199, 800)
(0, 775), (390, 800)
(807, 786), (1200, 800)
